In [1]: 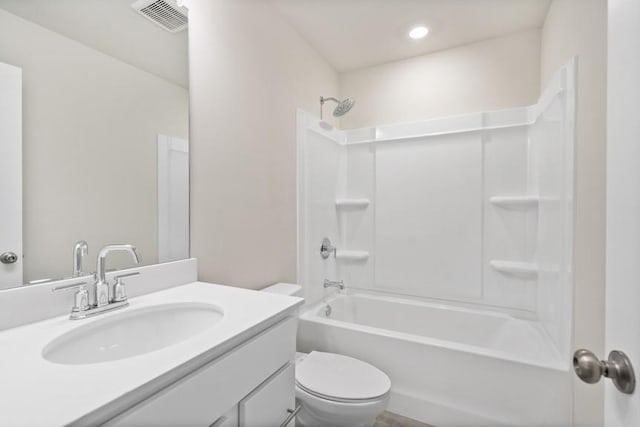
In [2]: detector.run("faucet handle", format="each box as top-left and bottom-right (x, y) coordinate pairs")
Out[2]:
(320, 237), (336, 259)
(52, 281), (90, 313)
(112, 272), (140, 303)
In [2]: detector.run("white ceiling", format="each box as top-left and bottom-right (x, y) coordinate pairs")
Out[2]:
(0, 1), (551, 85)
(0, 0), (188, 87)
(271, 0), (551, 72)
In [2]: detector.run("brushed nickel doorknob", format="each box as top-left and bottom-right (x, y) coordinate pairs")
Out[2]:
(573, 349), (635, 394)
(0, 252), (18, 264)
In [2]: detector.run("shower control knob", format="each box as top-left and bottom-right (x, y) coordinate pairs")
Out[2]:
(573, 349), (636, 394)
(320, 237), (336, 259)
(0, 252), (18, 264)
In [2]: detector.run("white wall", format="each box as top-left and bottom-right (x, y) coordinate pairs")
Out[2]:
(186, 0), (339, 289)
(540, 1), (607, 426)
(0, 9), (189, 283)
(339, 29), (542, 129)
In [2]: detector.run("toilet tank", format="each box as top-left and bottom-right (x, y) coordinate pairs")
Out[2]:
(261, 282), (303, 297)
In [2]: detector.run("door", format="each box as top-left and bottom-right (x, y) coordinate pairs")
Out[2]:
(0, 62), (22, 289)
(157, 134), (189, 263)
(604, 0), (640, 424)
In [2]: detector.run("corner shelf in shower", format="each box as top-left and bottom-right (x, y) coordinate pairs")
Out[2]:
(335, 250), (369, 262)
(489, 260), (538, 278)
(335, 198), (370, 209)
(490, 196), (539, 209)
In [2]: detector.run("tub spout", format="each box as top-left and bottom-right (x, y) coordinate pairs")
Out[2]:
(324, 279), (344, 290)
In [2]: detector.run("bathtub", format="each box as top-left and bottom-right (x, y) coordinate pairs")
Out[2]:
(297, 291), (571, 426)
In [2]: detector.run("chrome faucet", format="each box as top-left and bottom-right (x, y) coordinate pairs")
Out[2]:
(72, 240), (88, 277)
(95, 244), (140, 307)
(323, 279), (344, 290)
(54, 244), (141, 320)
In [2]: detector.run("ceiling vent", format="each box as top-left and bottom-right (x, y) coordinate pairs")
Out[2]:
(132, 0), (188, 33)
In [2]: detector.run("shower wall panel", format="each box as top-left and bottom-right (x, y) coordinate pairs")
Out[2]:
(482, 126), (537, 312)
(374, 134), (483, 300)
(296, 110), (346, 306)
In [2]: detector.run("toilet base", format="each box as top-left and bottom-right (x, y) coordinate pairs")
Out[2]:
(295, 385), (389, 427)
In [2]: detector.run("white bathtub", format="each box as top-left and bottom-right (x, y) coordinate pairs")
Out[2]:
(297, 291), (571, 426)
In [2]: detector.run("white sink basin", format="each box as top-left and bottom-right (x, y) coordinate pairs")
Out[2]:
(42, 302), (224, 365)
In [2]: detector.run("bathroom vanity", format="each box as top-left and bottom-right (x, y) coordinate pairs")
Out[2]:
(106, 307), (298, 427)
(0, 261), (302, 427)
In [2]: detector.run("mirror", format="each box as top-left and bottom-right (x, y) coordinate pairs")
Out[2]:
(0, 0), (189, 289)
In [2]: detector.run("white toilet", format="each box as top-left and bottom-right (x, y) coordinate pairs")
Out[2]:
(262, 283), (391, 427)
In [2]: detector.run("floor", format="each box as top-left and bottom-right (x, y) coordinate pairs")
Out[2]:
(374, 411), (433, 427)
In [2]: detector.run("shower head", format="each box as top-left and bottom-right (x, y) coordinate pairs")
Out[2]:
(320, 96), (356, 119)
(333, 97), (355, 117)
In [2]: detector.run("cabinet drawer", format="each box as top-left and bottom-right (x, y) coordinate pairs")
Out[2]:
(209, 405), (238, 427)
(108, 317), (296, 427)
(240, 363), (296, 427)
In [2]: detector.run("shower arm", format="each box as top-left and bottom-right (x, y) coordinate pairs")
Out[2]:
(319, 96), (339, 120)
(320, 96), (339, 105)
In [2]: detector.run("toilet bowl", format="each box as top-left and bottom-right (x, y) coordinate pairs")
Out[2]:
(261, 283), (391, 427)
(294, 351), (390, 427)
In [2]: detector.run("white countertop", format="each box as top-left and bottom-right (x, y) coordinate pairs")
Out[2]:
(0, 281), (303, 427)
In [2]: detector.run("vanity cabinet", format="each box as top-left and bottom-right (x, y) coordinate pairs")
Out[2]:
(210, 405), (239, 427)
(105, 317), (297, 427)
(239, 362), (296, 427)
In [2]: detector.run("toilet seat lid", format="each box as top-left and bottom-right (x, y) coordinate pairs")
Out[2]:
(296, 352), (391, 401)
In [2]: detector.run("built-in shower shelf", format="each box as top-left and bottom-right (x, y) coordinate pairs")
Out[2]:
(335, 250), (369, 262)
(490, 196), (539, 209)
(490, 260), (538, 278)
(335, 198), (370, 209)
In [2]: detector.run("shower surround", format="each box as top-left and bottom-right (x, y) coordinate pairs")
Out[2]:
(296, 60), (576, 425)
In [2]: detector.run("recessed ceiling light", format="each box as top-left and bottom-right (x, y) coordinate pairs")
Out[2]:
(408, 26), (429, 40)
